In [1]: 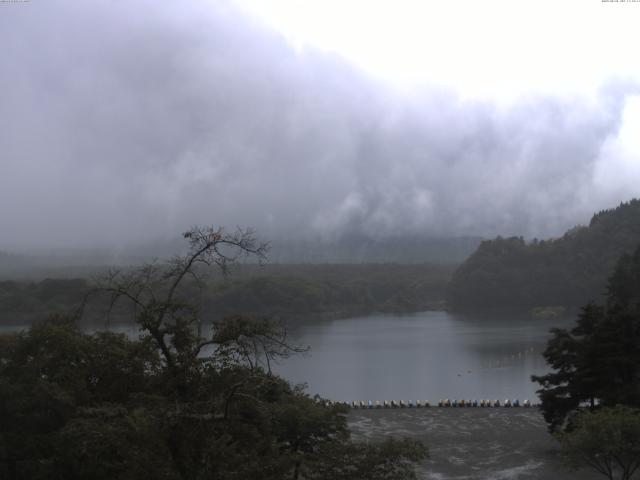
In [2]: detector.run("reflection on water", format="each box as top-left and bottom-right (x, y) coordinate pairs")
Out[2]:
(1, 310), (574, 403)
(275, 311), (574, 402)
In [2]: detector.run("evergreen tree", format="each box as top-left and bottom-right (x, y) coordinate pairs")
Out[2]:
(533, 245), (640, 432)
(449, 199), (640, 309)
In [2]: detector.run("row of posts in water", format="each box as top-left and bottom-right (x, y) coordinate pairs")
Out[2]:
(483, 347), (537, 369)
(335, 399), (535, 409)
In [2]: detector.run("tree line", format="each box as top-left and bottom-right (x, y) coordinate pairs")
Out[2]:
(534, 244), (640, 480)
(0, 263), (454, 326)
(448, 199), (640, 309)
(0, 226), (427, 479)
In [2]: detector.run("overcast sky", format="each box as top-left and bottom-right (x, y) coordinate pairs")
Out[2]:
(1, 0), (639, 250)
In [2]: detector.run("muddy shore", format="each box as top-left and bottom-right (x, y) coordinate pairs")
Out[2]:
(348, 408), (601, 480)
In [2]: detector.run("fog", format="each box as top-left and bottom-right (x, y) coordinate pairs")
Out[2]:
(1, 0), (639, 251)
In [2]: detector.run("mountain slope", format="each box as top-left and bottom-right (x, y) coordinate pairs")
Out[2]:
(448, 199), (640, 309)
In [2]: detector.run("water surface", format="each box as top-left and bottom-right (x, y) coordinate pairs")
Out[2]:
(276, 311), (571, 402)
(1, 310), (572, 403)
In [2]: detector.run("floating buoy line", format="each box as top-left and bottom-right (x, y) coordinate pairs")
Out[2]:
(324, 399), (537, 409)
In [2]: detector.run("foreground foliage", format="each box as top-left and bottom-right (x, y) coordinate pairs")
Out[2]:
(533, 244), (640, 432)
(557, 406), (640, 480)
(0, 226), (427, 479)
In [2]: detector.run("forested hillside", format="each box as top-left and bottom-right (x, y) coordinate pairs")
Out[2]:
(0, 264), (454, 326)
(448, 199), (640, 309)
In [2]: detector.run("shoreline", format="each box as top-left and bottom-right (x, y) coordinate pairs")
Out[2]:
(348, 408), (600, 480)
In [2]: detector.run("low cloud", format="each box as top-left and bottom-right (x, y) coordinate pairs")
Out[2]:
(1, 0), (638, 250)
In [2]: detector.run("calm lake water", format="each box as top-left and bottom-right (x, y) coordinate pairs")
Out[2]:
(1, 310), (573, 404)
(275, 311), (572, 403)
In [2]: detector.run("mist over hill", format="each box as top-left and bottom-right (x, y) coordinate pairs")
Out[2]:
(267, 235), (481, 264)
(2, 1), (640, 252)
(448, 199), (640, 309)
(0, 234), (480, 283)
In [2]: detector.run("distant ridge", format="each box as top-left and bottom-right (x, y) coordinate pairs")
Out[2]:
(268, 235), (482, 264)
(448, 199), (640, 309)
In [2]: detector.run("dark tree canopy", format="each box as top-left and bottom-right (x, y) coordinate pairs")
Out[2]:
(0, 263), (454, 326)
(449, 199), (640, 309)
(0, 226), (427, 479)
(533, 245), (640, 432)
(556, 406), (640, 480)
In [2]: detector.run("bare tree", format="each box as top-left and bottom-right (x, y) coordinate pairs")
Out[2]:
(212, 314), (306, 374)
(83, 226), (286, 373)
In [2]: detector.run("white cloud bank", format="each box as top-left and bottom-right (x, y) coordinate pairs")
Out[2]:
(0, 0), (639, 250)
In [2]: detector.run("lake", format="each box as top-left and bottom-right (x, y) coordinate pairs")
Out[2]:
(1, 310), (572, 404)
(276, 310), (572, 403)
